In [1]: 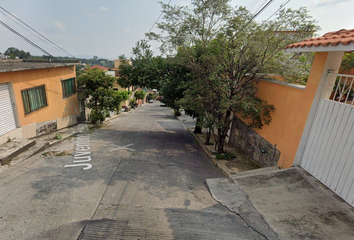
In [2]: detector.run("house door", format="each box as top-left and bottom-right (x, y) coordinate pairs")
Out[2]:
(300, 73), (354, 207)
(0, 83), (17, 136)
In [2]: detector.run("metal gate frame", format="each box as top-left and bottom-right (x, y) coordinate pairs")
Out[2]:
(300, 73), (354, 207)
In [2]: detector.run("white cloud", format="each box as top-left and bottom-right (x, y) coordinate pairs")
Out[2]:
(87, 13), (95, 17)
(123, 28), (131, 33)
(311, 0), (351, 7)
(54, 21), (66, 32)
(99, 7), (109, 11)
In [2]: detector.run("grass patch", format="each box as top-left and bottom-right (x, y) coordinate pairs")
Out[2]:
(214, 151), (235, 160)
(1, 159), (11, 166)
(41, 151), (72, 157)
(53, 133), (63, 140)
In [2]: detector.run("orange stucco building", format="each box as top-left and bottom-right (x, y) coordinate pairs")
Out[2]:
(0, 59), (80, 144)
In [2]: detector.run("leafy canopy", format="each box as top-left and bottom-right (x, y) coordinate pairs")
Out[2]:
(147, 0), (319, 152)
(78, 68), (129, 123)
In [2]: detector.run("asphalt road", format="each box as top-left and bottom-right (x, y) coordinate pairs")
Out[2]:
(0, 101), (267, 240)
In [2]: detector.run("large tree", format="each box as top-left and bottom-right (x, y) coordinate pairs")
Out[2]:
(78, 68), (129, 123)
(148, 0), (319, 152)
(118, 41), (191, 111)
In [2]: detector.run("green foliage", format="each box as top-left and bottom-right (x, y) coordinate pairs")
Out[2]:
(76, 65), (86, 78)
(134, 90), (146, 100)
(111, 90), (130, 113)
(147, 0), (319, 153)
(147, 93), (155, 101)
(214, 152), (235, 160)
(174, 110), (181, 116)
(4, 47), (31, 59)
(341, 52), (354, 73)
(235, 97), (275, 129)
(53, 133), (63, 140)
(78, 68), (116, 123)
(158, 60), (190, 110)
(264, 52), (314, 84)
(90, 109), (105, 124)
(118, 40), (164, 90)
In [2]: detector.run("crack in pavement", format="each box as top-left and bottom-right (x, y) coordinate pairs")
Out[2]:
(206, 178), (280, 240)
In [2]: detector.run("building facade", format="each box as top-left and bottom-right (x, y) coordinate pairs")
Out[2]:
(0, 59), (80, 144)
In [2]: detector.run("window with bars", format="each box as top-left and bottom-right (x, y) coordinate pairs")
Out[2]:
(61, 77), (77, 98)
(21, 85), (48, 115)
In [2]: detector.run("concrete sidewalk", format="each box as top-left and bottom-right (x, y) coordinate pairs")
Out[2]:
(230, 167), (354, 240)
(177, 112), (354, 240)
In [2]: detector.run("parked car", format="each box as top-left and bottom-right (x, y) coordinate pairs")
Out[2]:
(156, 96), (163, 101)
(149, 99), (154, 103)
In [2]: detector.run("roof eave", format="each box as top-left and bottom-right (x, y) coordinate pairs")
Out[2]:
(285, 42), (354, 53)
(0, 63), (77, 73)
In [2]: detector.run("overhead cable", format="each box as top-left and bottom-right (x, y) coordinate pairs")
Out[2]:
(0, 20), (53, 57)
(0, 6), (76, 58)
(235, 0), (275, 36)
(266, 0), (291, 21)
(145, 0), (172, 37)
(253, 0), (271, 14)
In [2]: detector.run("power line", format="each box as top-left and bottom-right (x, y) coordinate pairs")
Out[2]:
(0, 6), (76, 58)
(253, 0), (270, 14)
(236, 0), (275, 36)
(266, 0), (291, 21)
(0, 8), (71, 57)
(0, 20), (53, 57)
(145, 0), (172, 37)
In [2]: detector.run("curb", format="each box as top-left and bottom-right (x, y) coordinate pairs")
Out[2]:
(186, 128), (232, 178)
(0, 140), (36, 164)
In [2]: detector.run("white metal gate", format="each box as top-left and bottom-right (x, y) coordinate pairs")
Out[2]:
(301, 73), (354, 207)
(0, 83), (17, 136)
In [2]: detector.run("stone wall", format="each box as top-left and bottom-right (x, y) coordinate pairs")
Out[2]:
(229, 117), (280, 167)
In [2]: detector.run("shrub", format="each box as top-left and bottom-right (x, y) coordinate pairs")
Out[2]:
(174, 110), (181, 116)
(90, 110), (105, 124)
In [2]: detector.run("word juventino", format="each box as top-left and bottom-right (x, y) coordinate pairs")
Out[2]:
(65, 133), (92, 170)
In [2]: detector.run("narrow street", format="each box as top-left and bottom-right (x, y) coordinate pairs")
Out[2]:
(0, 102), (266, 239)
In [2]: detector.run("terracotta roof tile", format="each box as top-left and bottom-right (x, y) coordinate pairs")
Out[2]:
(285, 29), (354, 50)
(90, 65), (109, 70)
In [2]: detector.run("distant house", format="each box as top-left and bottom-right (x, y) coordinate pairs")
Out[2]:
(111, 59), (133, 93)
(89, 65), (109, 71)
(112, 59), (132, 78)
(0, 59), (80, 144)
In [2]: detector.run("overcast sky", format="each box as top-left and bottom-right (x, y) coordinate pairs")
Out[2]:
(0, 0), (353, 60)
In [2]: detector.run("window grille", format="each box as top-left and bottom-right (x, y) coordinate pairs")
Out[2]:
(21, 85), (47, 115)
(61, 77), (77, 98)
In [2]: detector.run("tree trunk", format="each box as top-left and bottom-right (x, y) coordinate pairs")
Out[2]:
(204, 127), (211, 145)
(217, 128), (225, 153)
(215, 109), (232, 153)
(194, 125), (202, 134)
(194, 118), (202, 134)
